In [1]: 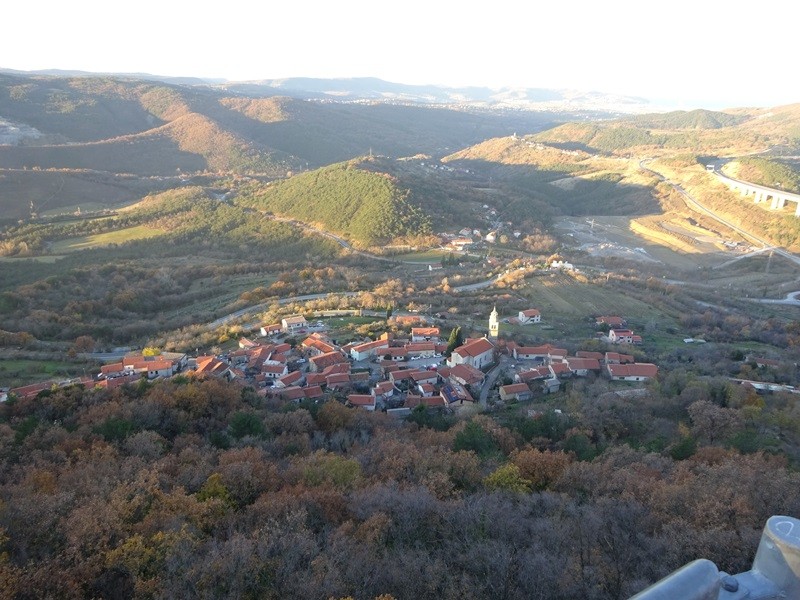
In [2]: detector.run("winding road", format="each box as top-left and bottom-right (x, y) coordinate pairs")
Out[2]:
(639, 160), (800, 268)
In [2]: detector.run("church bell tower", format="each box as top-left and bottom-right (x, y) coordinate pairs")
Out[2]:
(489, 305), (499, 339)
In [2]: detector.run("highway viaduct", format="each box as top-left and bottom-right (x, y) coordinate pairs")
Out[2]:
(712, 168), (800, 215)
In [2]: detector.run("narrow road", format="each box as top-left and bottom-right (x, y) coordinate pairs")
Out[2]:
(206, 291), (360, 330)
(479, 356), (508, 407)
(639, 160), (800, 268)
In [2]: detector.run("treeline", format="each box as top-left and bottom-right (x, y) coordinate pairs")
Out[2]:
(733, 157), (800, 194)
(0, 191), (344, 345)
(0, 378), (798, 599)
(239, 160), (432, 246)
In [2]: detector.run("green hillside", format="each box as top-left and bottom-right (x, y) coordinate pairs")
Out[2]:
(630, 109), (746, 130)
(724, 157), (800, 194)
(531, 108), (790, 155)
(238, 159), (432, 246)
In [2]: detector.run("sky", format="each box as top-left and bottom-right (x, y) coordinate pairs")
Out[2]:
(3, 0), (797, 109)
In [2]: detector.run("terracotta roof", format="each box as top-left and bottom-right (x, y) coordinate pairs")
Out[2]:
(605, 352), (635, 364)
(262, 363), (287, 375)
(306, 373), (326, 386)
(515, 344), (567, 357)
(101, 362), (125, 374)
(406, 342), (435, 353)
(98, 373), (141, 389)
(549, 362), (571, 375)
(405, 395), (446, 408)
(348, 394), (375, 407)
(351, 338), (389, 353)
(597, 316), (624, 326)
(389, 369), (415, 382)
(520, 309), (540, 317)
(500, 383), (531, 395)
(326, 373), (351, 386)
(280, 386), (306, 400)
(607, 363), (658, 378)
(310, 351), (348, 371)
(454, 337), (494, 358)
(10, 381), (54, 399)
(374, 381), (395, 395)
(278, 370), (302, 385)
(322, 363), (350, 376)
(303, 385), (324, 399)
(411, 370), (438, 382)
(517, 367), (551, 382)
(449, 364), (485, 385)
(282, 316), (307, 325)
(412, 327), (440, 337)
(576, 351), (604, 360)
(566, 357), (601, 371)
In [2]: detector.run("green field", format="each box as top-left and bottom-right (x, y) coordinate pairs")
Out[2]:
(50, 224), (164, 252)
(394, 249), (453, 263)
(0, 358), (92, 388)
(0, 255), (64, 263)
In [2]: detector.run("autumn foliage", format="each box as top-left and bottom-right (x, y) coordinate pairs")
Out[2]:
(0, 378), (799, 599)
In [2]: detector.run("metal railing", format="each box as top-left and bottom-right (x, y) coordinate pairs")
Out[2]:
(630, 515), (800, 599)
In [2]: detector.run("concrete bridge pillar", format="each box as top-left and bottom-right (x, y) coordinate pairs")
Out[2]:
(795, 203), (800, 217)
(754, 191), (764, 204)
(771, 195), (787, 210)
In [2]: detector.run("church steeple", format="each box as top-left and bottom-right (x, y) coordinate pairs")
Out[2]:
(489, 305), (499, 339)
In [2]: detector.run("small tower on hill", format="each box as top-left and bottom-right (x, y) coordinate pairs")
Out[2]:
(489, 305), (499, 339)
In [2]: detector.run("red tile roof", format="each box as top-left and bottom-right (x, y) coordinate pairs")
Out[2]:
(607, 363), (658, 378)
(500, 383), (531, 395)
(348, 394), (375, 407)
(411, 327), (440, 337)
(310, 351), (348, 371)
(405, 395), (446, 408)
(454, 337), (494, 358)
(449, 364), (485, 385)
(566, 357), (601, 371)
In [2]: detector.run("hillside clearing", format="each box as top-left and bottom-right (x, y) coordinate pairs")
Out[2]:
(49, 225), (164, 252)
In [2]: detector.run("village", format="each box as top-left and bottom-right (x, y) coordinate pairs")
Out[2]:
(4, 305), (665, 411)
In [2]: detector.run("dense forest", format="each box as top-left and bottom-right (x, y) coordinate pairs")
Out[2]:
(1, 373), (799, 599)
(239, 160), (432, 246)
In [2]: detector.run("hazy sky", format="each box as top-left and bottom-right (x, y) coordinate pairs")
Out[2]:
(3, 0), (796, 109)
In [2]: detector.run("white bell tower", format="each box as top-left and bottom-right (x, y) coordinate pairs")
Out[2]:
(489, 305), (499, 339)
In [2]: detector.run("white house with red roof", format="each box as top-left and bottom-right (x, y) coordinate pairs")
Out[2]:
(349, 338), (389, 361)
(447, 337), (495, 369)
(347, 394), (376, 411)
(512, 344), (567, 362)
(606, 363), (658, 381)
(499, 383), (533, 402)
(411, 327), (440, 342)
(518, 309), (541, 324)
(281, 315), (307, 332)
(260, 323), (282, 337)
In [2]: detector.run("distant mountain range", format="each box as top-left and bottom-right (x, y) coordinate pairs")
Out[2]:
(0, 68), (652, 114)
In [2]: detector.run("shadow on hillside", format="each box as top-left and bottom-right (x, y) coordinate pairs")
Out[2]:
(448, 157), (659, 217)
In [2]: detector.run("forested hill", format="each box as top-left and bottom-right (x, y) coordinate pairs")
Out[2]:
(238, 159), (432, 246)
(1, 377), (798, 598)
(0, 72), (557, 176)
(532, 104), (800, 156)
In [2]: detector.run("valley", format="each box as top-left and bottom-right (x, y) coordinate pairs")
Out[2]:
(1, 70), (800, 599)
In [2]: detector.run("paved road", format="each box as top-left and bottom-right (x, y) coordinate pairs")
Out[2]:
(640, 160), (800, 268)
(453, 267), (529, 293)
(479, 355), (508, 407)
(207, 291), (360, 330)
